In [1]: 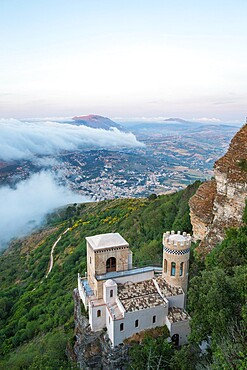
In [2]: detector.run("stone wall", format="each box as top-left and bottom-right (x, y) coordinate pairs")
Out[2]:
(94, 247), (129, 275)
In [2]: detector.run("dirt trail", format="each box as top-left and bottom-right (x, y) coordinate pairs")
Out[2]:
(46, 228), (70, 278)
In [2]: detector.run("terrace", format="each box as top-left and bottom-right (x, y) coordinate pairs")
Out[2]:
(117, 279), (166, 312)
(167, 307), (190, 323)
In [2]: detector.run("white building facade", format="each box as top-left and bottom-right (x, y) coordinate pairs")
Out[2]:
(78, 231), (191, 347)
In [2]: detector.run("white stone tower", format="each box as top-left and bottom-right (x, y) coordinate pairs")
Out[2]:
(162, 231), (191, 293)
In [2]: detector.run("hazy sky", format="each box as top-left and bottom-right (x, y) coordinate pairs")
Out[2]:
(0, 0), (246, 121)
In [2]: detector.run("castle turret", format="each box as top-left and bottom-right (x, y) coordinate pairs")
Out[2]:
(162, 231), (191, 293)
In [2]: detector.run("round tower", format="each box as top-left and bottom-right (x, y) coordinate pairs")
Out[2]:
(162, 231), (191, 293)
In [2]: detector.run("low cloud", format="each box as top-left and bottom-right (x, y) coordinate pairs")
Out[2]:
(114, 116), (169, 122)
(0, 172), (88, 250)
(193, 117), (222, 123)
(0, 119), (143, 161)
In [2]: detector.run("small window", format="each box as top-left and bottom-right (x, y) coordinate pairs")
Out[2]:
(90, 256), (91, 264)
(135, 319), (139, 328)
(97, 310), (101, 317)
(153, 315), (156, 324)
(171, 262), (176, 276)
(120, 323), (124, 331)
(180, 262), (184, 277)
(110, 289), (113, 298)
(164, 259), (167, 273)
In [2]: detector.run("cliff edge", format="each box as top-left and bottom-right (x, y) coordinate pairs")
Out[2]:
(190, 123), (247, 251)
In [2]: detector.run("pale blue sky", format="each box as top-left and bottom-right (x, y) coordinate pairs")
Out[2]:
(0, 0), (246, 121)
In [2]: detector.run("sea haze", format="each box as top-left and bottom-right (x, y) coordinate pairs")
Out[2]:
(0, 171), (88, 250)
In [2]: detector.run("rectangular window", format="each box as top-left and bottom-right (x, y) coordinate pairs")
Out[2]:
(153, 315), (156, 324)
(171, 262), (176, 276)
(164, 259), (167, 273)
(97, 310), (101, 317)
(180, 262), (184, 276)
(110, 289), (113, 298)
(135, 319), (139, 328)
(120, 323), (124, 331)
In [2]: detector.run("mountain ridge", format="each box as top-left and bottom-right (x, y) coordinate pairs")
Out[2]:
(72, 114), (125, 131)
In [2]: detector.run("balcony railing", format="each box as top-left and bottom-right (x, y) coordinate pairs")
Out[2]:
(96, 265), (162, 281)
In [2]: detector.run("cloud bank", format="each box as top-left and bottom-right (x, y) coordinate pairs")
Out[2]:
(0, 119), (143, 161)
(193, 117), (222, 123)
(0, 172), (88, 250)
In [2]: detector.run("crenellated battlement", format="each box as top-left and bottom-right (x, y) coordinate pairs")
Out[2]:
(163, 231), (191, 250)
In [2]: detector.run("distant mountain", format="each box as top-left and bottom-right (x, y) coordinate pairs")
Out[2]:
(163, 118), (189, 123)
(72, 114), (125, 131)
(124, 117), (239, 134)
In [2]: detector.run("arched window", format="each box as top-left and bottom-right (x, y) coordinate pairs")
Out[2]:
(180, 262), (184, 276)
(106, 257), (116, 272)
(164, 259), (167, 273)
(171, 262), (176, 276)
(135, 319), (139, 328)
(120, 323), (124, 331)
(152, 315), (156, 324)
(97, 310), (101, 317)
(110, 289), (113, 298)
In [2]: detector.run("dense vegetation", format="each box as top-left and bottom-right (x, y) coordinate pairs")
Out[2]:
(0, 180), (246, 369)
(127, 197), (247, 369)
(186, 225), (247, 369)
(128, 224), (247, 369)
(0, 182), (199, 369)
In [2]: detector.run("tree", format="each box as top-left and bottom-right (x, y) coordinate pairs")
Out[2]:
(129, 336), (174, 370)
(188, 268), (240, 343)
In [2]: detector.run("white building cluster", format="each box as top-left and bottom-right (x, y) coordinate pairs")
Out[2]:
(78, 231), (191, 347)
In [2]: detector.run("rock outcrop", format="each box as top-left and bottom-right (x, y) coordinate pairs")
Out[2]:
(189, 180), (216, 242)
(189, 123), (247, 251)
(73, 289), (130, 370)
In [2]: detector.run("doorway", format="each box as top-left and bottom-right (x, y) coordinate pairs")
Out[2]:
(106, 257), (116, 272)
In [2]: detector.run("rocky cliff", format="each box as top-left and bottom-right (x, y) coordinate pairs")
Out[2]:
(72, 289), (130, 370)
(189, 123), (247, 251)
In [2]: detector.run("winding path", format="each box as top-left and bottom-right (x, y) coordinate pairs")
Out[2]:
(46, 228), (70, 278)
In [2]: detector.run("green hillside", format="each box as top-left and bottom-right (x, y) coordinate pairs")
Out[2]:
(0, 181), (246, 370)
(0, 182), (199, 369)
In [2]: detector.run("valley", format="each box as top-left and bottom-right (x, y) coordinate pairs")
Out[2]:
(0, 121), (239, 200)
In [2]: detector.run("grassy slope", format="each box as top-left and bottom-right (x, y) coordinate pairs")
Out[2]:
(0, 182), (200, 369)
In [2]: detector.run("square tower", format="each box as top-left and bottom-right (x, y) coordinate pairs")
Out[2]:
(86, 233), (132, 298)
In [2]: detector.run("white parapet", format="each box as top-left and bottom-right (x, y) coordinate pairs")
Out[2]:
(78, 273), (89, 311)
